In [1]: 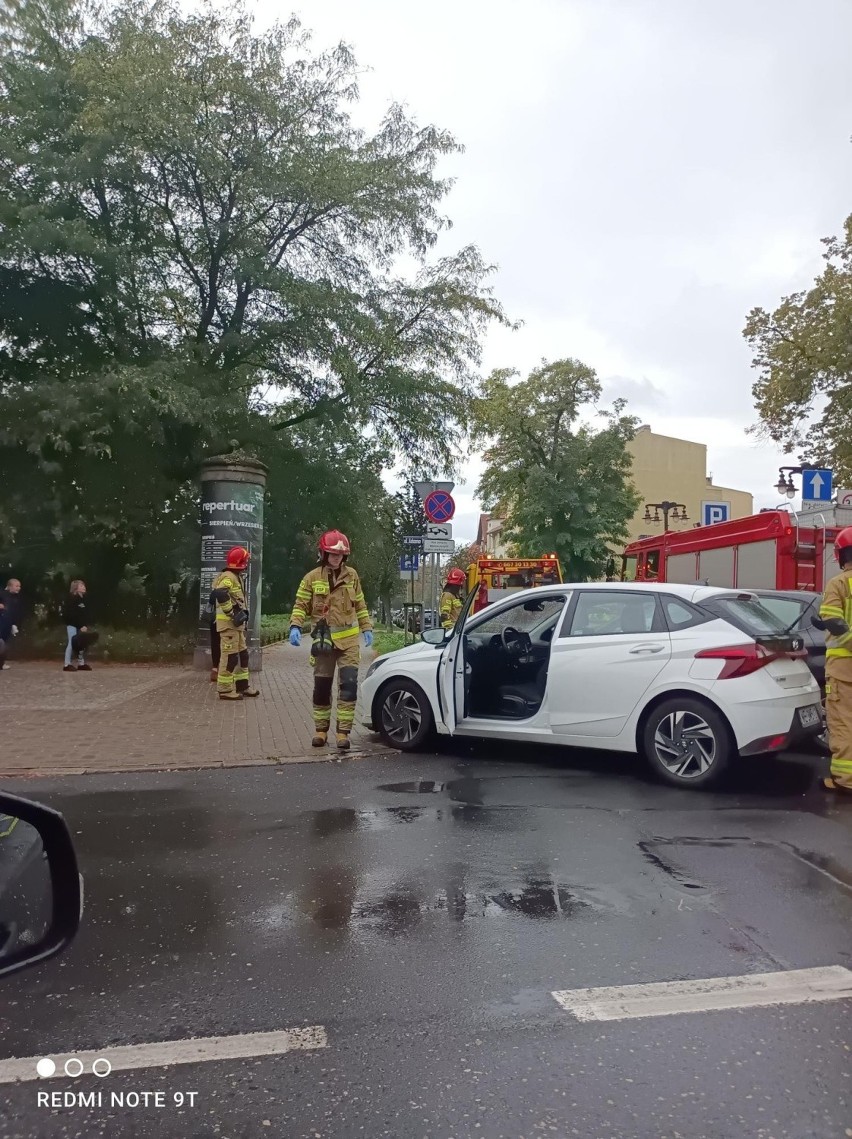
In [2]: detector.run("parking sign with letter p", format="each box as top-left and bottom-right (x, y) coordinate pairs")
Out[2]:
(702, 501), (730, 526)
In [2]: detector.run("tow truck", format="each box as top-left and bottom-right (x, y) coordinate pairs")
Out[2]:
(621, 509), (841, 592)
(466, 555), (563, 614)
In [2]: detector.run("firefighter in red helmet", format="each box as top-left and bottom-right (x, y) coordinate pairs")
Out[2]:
(440, 568), (467, 631)
(212, 546), (260, 701)
(288, 530), (373, 750)
(815, 526), (852, 792)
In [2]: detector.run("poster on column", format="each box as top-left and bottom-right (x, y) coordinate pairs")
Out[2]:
(198, 479), (265, 668)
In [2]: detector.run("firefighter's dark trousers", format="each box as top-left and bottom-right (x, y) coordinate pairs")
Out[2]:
(311, 641), (360, 735)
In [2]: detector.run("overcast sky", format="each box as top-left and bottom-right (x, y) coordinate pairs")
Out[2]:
(280, 0), (852, 542)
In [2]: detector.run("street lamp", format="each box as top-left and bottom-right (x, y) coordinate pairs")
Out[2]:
(774, 464), (822, 500)
(643, 500), (689, 532)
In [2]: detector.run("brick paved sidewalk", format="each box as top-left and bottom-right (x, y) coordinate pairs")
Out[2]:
(2, 643), (392, 778)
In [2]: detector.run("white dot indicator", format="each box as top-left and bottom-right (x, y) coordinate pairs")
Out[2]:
(36, 1058), (55, 1078)
(64, 1058), (84, 1078)
(92, 1058), (111, 1077)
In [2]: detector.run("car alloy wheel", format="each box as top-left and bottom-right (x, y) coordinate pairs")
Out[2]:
(377, 680), (433, 751)
(653, 709), (716, 779)
(642, 697), (732, 789)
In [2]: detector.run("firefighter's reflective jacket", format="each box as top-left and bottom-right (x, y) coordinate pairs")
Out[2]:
(820, 569), (852, 678)
(289, 566), (372, 647)
(212, 570), (247, 633)
(439, 590), (463, 631)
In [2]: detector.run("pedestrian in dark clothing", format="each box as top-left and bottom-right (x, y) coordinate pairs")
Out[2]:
(0, 579), (22, 669)
(0, 604), (14, 672)
(62, 580), (94, 672)
(210, 616), (221, 682)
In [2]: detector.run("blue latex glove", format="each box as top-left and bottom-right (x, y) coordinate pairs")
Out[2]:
(289, 627), (301, 647)
(363, 630), (374, 648)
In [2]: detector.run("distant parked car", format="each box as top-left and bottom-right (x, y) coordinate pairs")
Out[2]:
(405, 608), (439, 633)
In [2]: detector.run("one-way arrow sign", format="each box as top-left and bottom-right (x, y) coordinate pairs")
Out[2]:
(802, 468), (833, 502)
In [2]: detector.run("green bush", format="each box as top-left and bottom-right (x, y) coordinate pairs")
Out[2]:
(372, 629), (417, 656)
(15, 625), (195, 663)
(16, 618), (290, 662)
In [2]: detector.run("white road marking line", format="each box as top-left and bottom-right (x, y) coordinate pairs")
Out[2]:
(0, 1026), (327, 1085)
(552, 965), (852, 1022)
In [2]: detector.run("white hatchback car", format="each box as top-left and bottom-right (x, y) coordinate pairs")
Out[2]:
(361, 582), (824, 789)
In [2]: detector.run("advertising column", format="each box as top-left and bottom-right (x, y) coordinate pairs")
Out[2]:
(194, 457), (268, 672)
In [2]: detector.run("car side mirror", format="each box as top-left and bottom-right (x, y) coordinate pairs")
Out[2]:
(421, 628), (447, 645)
(0, 792), (81, 979)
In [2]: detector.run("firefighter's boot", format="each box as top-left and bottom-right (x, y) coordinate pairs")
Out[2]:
(336, 732), (352, 752)
(218, 689), (242, 701)
(312, 730), (328, 748)
(819, 775), (852, 795)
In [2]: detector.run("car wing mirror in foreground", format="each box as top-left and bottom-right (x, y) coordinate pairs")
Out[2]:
(421, 628), (447, 646)
(0, 792), (81, 979)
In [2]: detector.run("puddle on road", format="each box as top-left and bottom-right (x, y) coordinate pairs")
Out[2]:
(306, 806), (428, 836)
(378, 780), (446, 794)
(638, 841), (706, 891)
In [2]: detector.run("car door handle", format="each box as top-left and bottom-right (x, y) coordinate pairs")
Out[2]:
(628, 644), (665, 654)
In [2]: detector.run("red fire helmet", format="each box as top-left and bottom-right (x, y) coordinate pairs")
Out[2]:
(318, 530), (351, 555)
(834, 527), (852, 561)
(445, 568), (466, 586)
(225, 546), (250, 571)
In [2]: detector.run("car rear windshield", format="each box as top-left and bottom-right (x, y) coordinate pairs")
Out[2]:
(699, 595), (794, 637)
(754, 596), (812, 629)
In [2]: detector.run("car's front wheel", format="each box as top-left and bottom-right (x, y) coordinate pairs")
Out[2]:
(376, 679), (434, 751)
(641, 697), (732, 789)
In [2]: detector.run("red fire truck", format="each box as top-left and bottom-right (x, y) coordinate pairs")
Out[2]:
(621, 510), (841, 593)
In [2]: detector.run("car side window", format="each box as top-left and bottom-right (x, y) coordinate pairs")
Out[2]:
(470, 595), (568, 639)
(662, 596), (711, 631)
(561, 591), (660, 637)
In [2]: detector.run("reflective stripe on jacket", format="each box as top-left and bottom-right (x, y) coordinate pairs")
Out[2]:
(439, 590), (463, 630)
(820, 570), (852, 661)
(289, 565), (372, 644)
(213, 570), (247, 633)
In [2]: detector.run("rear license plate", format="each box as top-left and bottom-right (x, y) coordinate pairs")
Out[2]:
(798, 704), (822, 728)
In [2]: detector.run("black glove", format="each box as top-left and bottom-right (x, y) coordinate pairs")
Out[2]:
(232, 606), (249, 627)
(811, 615), (850, 637)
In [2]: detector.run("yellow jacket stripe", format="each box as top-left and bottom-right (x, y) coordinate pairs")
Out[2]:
(820, 572), (852, 658)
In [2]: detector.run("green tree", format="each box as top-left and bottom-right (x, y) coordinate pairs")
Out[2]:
(0, 0), (507, 622)
(745, 214), (852, 479)
(446, 541), (483, 573)
(473, 360), (640, 581)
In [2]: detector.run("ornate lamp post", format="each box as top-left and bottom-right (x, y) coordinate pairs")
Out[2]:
(643, 500), (689, 532)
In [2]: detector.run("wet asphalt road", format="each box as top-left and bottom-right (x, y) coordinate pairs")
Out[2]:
(1, 742), (851, 1139)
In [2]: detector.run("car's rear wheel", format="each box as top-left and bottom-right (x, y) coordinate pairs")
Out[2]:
(641, 697), (732, 789)
(376, 680), (434, 751)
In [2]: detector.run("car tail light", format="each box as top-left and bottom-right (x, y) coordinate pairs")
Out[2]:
(695, 643), (780, 680)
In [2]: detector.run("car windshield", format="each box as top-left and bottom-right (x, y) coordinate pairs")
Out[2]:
(700, 594), (794, 636)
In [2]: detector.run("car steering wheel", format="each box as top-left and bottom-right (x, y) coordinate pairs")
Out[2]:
(501, 626), (532, 659)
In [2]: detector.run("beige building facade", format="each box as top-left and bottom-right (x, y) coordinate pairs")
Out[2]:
(625, 425), (753, 545)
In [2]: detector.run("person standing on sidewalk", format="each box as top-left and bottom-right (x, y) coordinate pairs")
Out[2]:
(62, 580), (93, 672)
(816, 526), (852, 794)
(212, 546), (260, 702)
(0, 579), (22, 670)
(439, 568), (467, 631)
(288, 530), (373, 751)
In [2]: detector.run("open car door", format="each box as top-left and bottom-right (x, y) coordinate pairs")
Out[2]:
(436, 585), (479, 734)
